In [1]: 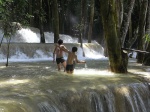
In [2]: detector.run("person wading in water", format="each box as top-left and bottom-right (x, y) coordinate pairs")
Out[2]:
(65, 47), (86, 74)
(53, 39), (68, 71)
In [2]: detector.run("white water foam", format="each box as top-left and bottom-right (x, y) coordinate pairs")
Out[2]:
(0, 27), (106, 62)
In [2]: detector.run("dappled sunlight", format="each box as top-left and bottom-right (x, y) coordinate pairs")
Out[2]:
(128, 68), (150, 79)
(73, 68), (115, 76)
(0, 66), (6, 69)
(0, 79), (30, 86)
(135, 72), (150, 78)
(0, 99), (21, 104)
(117, 86), (130, 95)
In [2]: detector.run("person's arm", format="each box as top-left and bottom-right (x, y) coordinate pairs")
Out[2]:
(61, 45), (69, 53)
(53, 45), (57, 63)
(75, 55), (86, 64)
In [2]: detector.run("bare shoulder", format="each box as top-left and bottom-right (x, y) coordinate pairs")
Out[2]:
(60, 45), (66, 48)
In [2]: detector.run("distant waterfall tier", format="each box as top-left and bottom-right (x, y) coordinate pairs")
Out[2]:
(0, 28), (97, 43)
(0, 43), (106, 62)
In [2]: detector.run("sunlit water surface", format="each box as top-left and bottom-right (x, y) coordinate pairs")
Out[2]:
(0, 59), (148, 92)
(0, 58), (149, 112)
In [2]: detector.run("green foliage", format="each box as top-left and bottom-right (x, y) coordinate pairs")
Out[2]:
(143, 33), (150, 42)
(0, 0), (30, 39)
(74, 23), (84, 31)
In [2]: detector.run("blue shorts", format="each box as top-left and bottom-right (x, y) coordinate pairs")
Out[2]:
(56, 57), (65, 64)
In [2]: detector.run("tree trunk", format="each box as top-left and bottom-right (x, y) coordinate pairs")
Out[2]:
(115, 0), (123, 37)
(6, 36), (11, 67)
(142, 42), (150, 65)
(53, 0), (59, 43)
(39, 0), (45, 43)
(79, 0), (85, 57)
(88, 0), (94, 43)
(47, 0), (52, 31)
(137, 0), (148, 63)
(143, 0), (150, 66)
(100, 0), (127, 73)
(120, 0), (135, 47)
(59, 0), (65, 34)
(0, 35), (4, 47)
(82, 0), (87, 39)
(145, 0), (150, 34)
(80, 0), (86, 40)
(29, 0), (34, 26)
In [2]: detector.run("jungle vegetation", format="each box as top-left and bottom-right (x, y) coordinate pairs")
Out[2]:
(0, 0), (150, 72)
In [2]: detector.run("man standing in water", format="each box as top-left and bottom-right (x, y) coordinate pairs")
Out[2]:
(53, 39), (68, 71)
(65, 47), (86, 74)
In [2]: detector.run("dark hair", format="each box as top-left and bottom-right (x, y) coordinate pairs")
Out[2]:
(72, 47), (77, 52)
(57, 39), (63, 45)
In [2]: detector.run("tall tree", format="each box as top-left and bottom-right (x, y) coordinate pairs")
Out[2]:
(79, 0), (85, 44)
(39, 0), (45, 43)
(120, 0), (135, 48)
(47, 0), (53, 31)
(0, 0), (28, 66)
(53, 0), (59, 43)
(143, 0), (150, 65)
(29, 0), (34, 26)
(59, 0), (65, 34)
(88, 0), (95, 43)
(100, 0), (127, 73)
(137, 0), (148, 63)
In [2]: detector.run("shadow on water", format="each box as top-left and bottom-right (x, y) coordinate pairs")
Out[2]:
(0, 59), (150, 112)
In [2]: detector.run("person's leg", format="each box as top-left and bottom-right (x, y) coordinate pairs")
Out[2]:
(70, 65), (74, 74)
(60, 58), (66, 72)
(66, 65), (74, 74)
(62, 61), (66, 72)
(70, 70), (74, 74)
(57, 64), (61, 71)
(56, 58), (61, 71)
(66, 65), (70, 73)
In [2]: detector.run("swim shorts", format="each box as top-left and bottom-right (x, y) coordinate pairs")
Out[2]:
(66, 64), (74, 71)
(56, 57), (65, 64)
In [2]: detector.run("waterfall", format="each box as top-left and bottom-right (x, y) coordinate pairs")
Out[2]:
(0, 27), (149, 112)
(0, 82), (149, 112)
(0, 28), (106, 62)
(0, 27), (97, 43)
(57, 83), (149, 112)
(0, 43), (106, 62)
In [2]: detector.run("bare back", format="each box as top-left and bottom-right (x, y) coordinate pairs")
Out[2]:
(66, 52), (77, 65)
(54, 45), (66, 58)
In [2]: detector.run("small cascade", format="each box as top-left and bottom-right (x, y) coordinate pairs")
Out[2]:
(38, 102), (61, 112)
(0, 28), (79, 43)
(55, 83), (149, 112)
(0, 27), (106, 62)
(0, 43), (105, 62)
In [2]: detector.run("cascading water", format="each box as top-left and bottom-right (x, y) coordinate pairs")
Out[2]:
(0, 27), (104, 62)
(0, 28), (150, 112)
